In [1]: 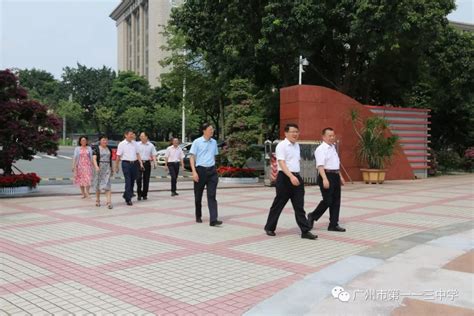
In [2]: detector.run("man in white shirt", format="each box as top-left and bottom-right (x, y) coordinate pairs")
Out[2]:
(136, 132), (157, 201)
(308, 127), (346, 232)
(115, 130), (144, 205)
(264, 123), (317, 240)
(165, 138), (185, 196)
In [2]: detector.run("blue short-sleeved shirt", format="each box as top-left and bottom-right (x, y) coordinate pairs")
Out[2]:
(189, 136), (219, 167)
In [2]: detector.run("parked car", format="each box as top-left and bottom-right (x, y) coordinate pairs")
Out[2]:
(156, 142), (192, 166)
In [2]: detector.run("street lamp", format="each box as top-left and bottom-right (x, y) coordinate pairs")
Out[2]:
(298, 55), (309, 85)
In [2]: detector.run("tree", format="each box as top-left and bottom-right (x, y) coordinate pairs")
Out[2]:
(62, 63), (116, 126)
(0, 69), (60, 175)
(224, 79), (264, 167)
(16, 68), (66, 109)
(56, 99), (86, 134)
(408, 26), (474, 153)
(95, 106), (118, 137)
(106, 71), (153, 114)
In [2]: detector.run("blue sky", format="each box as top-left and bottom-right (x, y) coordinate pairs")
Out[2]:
(0, 0), (472, 79)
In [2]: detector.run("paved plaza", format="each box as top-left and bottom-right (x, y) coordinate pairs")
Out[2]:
(0, 175), (473, 315)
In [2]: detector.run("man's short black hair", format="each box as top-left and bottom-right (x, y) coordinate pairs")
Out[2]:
(140, 131), (149, 138)
(201, 123), (213, 132)
(124, 129), (134, 135)
(284, 123), (299, 132)
(322, 127), (334, 135)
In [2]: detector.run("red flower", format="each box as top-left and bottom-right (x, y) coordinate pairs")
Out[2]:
(0, 173), (41, 188)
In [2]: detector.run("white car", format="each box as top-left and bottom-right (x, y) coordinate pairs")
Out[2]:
(156, 142), (192, 166)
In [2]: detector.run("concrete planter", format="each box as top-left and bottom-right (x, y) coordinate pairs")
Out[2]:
(219, 177), (259, 184)
(360, 169), (387, 184)
(0, 186), (38, 197)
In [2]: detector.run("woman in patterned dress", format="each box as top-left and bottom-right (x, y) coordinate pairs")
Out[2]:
(72, 136), (93, 198)
(92, 135), (114, 209)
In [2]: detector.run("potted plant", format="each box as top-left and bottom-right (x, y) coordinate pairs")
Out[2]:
(0, 172), (41, 196)
(350, 109), (398, 184)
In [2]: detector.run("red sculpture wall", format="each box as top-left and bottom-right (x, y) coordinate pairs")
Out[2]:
(279, 85), (415, 181)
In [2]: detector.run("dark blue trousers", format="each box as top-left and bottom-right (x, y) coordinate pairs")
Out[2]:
(122, 161), (138, 202)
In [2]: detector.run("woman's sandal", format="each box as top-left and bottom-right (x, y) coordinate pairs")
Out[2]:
(106, 203), (113, 210)
(96, 200), (101, 207)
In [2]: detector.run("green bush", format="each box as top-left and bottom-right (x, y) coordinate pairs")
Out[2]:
(436, 150), (463, 172)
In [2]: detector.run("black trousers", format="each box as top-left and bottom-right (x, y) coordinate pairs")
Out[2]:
(194, 166), (218, 222)
(309, 173), (341, 227)
(265, 171), (312, 233)
(122, 161), (138, 202)
(168, 162), (180, 192)
(136, 160), (151, 198)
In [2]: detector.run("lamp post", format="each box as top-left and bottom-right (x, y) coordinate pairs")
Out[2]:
(181, 76), (186, 143)
(298, 55), (309, 85)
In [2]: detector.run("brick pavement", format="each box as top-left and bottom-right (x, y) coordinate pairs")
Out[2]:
(0, 174), (473, 315)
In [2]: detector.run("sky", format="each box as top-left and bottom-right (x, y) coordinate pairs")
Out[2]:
(0, 0), (473, 80)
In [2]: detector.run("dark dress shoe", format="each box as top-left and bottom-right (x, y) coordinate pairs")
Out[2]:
(126, 201), (133, 206)
(265, 230), (276, 237)
(210, 220), (223, 227)
(143, 196), (147, 200)
(171, 192), (177, 196)
(301, 231), (318, 240)
(307, 213), (315, 229)
(138, 196), (142, 201)
(174, 192), (179, 196)
(328, 225), (346, 232)
(196, 218), (203, 223)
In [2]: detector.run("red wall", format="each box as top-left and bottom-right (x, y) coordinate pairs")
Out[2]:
(279, 85), (415, 181)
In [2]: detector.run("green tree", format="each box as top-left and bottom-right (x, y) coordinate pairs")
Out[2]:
(56, 100), (85, 134)
(17, 68), (66, 109)
(224, 79), (264, 167)
(106, 71), (153, 114)
(95, 106), (118, 137)
(61, 63), (116, 126)
(408, 26), (474, 153)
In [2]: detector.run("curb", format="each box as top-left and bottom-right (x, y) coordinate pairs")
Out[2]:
(40, 175), (192, 182)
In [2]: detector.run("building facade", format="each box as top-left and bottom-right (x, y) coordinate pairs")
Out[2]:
(110, 0), (181, 87)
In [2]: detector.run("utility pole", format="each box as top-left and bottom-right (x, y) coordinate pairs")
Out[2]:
(181, 76), (186, 143)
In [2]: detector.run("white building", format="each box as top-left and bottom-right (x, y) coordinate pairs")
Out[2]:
(110, 0), (181, 87)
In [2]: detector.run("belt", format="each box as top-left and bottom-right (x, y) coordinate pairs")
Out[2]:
(279, 171), (300, 176)
(122, 160), (137, 163)
(168, 161), (180, 163)
(197, 165), (215, 169)
(325, 169), (340, 174)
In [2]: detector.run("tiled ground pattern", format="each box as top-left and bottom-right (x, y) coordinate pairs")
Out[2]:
(0, 175), (473, 315)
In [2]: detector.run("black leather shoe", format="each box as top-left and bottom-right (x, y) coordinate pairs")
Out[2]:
(126, 201), (133, 206)
(328, 225), (346, 232)
(265, 230), (276, 237)
(174, 192), (179, 196)
(138, 196), (142, 201)
(210, 220), (223, 227)
(143, 196), (147, 200)
(171, 192), (177, 196)
(307, 213), (315, 229)
(196, 218), (203, 223)
(301, 232), (318, 240)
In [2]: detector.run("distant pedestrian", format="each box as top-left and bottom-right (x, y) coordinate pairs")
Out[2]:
(264, 123), (317, 240)
(136, 132), (157, 201)
(308, 127), (346, 232)
(72, 135), (93, 199)
(92, 135), (113, 209)
(189, 123), (222, 226)
(115, 130), (144, 206)
(165, 138), (185, 196)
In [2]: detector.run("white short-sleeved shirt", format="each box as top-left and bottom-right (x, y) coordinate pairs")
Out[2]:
(136, 141), (157, 161)
(314, 141), (340, 170)
(117, 139), (139, 161)
(165, 145), (185, 162)
(275, 138), (300, 172)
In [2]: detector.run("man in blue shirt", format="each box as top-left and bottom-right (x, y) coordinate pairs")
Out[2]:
(189, 123), (222, 226)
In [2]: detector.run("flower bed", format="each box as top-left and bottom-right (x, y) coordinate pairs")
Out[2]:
(217, 166), (259, 178)
(0, 173), (41, 188)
